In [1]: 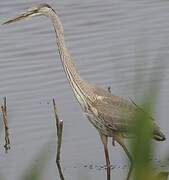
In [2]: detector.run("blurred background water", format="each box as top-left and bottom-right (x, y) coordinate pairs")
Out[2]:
(0, 0), (169, 180)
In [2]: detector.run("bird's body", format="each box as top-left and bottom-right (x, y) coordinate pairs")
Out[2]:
(74, 79), (164, 140)
(3, 4), (165, 180)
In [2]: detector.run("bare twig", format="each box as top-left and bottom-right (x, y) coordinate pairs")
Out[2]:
(56, 120), (63, 161)
(56, 159), (65, 180)
(53, 99), (59, 133)
(53, 98), (65, 180)
(1, 97), (10, 153)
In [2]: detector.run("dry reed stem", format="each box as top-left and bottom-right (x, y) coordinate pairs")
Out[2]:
(53, 98), (65, 180)
(1, 97), (10, 153)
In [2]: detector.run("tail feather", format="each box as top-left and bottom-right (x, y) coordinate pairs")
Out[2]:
(153, 130), (166, 141)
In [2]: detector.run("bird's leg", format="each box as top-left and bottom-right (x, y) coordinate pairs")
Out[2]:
(100, 133), (111, 180)
(112, 137), (115, 146)
(114, 134), (133, 180)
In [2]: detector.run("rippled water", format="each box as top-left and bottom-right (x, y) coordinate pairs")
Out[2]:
(0, 0), (169, 180)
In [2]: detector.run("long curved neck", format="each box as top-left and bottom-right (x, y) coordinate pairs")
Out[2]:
(49, 10), (81, 84)
(48, 9), (93, 109)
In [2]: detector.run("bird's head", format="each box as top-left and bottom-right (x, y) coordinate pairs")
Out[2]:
(2, 3), (55, 25)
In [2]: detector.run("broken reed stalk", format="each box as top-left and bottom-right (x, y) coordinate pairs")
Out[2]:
(53, 98), (65, 180)
(56, 120), (63, 161)
(1, 97), (10, 153)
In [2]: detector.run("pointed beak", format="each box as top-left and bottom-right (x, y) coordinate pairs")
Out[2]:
(2, 11), (35, 25)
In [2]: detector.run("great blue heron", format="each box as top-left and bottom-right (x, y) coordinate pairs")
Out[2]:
(3, 4), (166, 180)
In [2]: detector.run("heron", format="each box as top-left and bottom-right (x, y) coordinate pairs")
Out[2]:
(3, 4), (166, 180)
